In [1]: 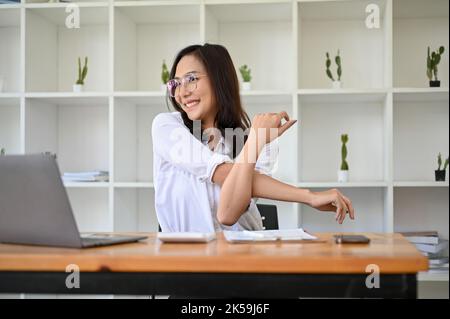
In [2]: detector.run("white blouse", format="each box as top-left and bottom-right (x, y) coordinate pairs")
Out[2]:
(152, 112), (277, 233)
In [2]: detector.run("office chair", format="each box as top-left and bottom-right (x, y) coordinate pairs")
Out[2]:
(157, 204), (279, 231)
(256, 204), (279, 230)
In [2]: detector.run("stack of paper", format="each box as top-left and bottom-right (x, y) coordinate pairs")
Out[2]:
(62, 171), (109, 182)
(224, 228), (318, 243)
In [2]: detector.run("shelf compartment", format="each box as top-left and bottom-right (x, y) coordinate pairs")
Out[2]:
(0, 8), (21, 93)
(67, 187), (110, 232)
(0, 97), (21, 154)
(204, 1), (292, 91)
(393, 0), (449, 88)
(114, 3), (200, 91)
(393, 93), (449, 182)
(25, 96), (110, 175)
(113, 95), (167, 183)
(394, 187), (449, 245)
(25, 5), (110, 92)
(114, 187), (158, 232)
(297, 0), (389, 89)
(298, 94), (387, 183)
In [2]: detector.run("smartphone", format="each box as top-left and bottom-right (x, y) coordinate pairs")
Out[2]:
(334, 234), (370, 244)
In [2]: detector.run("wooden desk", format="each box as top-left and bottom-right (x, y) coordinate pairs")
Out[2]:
(0, 232), (428, 298)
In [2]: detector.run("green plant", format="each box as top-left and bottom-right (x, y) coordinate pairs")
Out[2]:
(76, 57), (88, 85)
(427, 46), (445, 81)
(326, 50), (342, 82)
(340, 134), (349, 171)
(161, 60), (170, 84)
(0, 148), (5, 156)
(239, 65), (252, 82)
(437, 153), (449, 171)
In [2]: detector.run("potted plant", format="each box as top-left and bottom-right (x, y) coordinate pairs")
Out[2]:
(0, 148), (5, 156)
(338, 134), (349, 182)
(73, 56), (88, 93)
(326, 50), (342, 89)
(427, 46), (445, 87)
(435, 153), (448, 181)
(239, 65), (252, 91)
(161, 60), (170, 92)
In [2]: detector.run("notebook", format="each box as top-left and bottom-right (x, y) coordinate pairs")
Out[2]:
(224, 228), (319, 243)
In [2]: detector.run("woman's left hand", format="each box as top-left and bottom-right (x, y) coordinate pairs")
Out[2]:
(308, 189), (355, 224)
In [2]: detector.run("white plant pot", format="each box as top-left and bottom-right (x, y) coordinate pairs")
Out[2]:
(161, 84), (167, 92)
(242, 82), (251, 91)
(332, 81), (342, 89)
(73, 84), (83, 93)
(338, 170), (349, 182)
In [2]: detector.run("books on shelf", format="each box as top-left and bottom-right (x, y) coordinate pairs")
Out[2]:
(400, 231), (440, 245)
(415, 240), (449, 254)
(62, 170), (109, 183)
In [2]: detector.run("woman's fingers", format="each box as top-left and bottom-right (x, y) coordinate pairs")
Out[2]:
(277, 111), (290, 122)
(342, 195), (355, 220)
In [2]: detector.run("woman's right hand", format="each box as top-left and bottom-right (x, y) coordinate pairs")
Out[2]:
(309, 188), (355, 224)
(250, 112), (297, 146)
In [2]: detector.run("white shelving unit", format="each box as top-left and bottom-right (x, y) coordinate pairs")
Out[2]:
(1, 0), (448, 285)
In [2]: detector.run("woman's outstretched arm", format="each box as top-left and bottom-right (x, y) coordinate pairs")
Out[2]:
(214, 112), (354, 226)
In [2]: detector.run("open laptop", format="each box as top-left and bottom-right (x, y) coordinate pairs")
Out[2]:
(0, 154), (147, 248)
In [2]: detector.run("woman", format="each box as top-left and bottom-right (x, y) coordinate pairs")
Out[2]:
(152, 43), (354, 232)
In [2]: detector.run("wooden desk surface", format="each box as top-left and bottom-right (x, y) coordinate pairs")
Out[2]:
(0, 233), (428, 274)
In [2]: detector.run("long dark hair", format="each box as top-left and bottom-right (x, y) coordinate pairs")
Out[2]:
(166, 44), (251, 158)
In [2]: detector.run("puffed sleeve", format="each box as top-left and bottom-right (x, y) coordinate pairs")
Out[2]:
(152, 113), (233, 183)
(255, 140), (279, 177)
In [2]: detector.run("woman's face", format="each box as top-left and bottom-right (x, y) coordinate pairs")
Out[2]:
(174, 54), (217, 127)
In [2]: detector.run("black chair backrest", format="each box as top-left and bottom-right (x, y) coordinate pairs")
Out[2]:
(157, 204), (279, 231)
(256, 204), (279, 230)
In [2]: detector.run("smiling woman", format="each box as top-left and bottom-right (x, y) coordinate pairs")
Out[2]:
(152, 43), (355, 233)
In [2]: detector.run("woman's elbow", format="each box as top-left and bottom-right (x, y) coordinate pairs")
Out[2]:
(217, 209), (239, 226)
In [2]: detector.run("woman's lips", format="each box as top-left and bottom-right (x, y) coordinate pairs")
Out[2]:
(184, 100), (200, 111)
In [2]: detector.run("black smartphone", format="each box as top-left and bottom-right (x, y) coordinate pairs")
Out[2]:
(334, 234), (370, 244)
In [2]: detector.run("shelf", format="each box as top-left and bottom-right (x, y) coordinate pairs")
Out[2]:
(418, 271), (449, 282)
(393, 88), (449, 102)
(393, 95), (448, 182)
(298, 89), (388, 103)
(24, 2), (109, 9)
(393, 0), (448, 88)
(114, 182), (154, 188)
(0, 97), (21, 154)
(204, 1), (292, 91)
(299, 97), (386, 183)
(114, 97), (167, 183)
(64, 182), (110, 188)
(114, 187), (157, 232)
(298, 0), (387, 21)
(114, 3), (200, 91)
(298, 0), (388, 89)
(25, 98), (109, 175)
(26, 5), (110, 92)
(0, 8), (21, 93)
(25, 93), (110, 105)
(297, 182), (388, 188)
(394, 181), (449, 188)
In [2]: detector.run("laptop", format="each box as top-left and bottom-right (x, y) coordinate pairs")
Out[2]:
(0, 154), (147, 248)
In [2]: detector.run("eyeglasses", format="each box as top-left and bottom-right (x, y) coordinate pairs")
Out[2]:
(166, 72), (206, 98)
